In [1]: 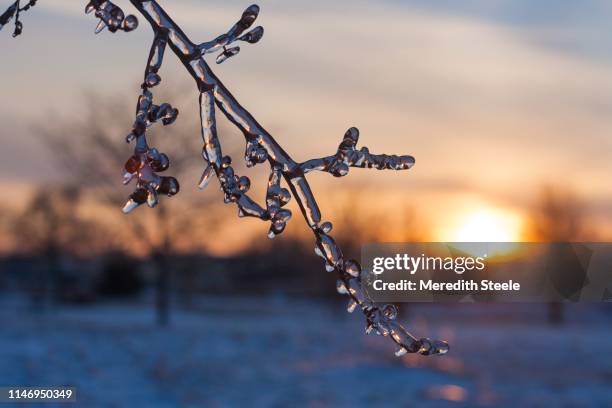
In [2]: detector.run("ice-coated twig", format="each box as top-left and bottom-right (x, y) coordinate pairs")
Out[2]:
(0, 0), (37, 37)
(197, 4), (264, 64)
(121, 31), (179, 213)
(85, 0), (138, 34)
(3, 0), (449, 356)
(300, 127), (415, 176)
(118, 0), (448, 356)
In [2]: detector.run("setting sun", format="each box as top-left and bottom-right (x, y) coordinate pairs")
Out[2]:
(451, 208), (523, 242)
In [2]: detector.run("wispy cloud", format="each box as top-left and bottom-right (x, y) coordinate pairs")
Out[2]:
(2, 0), (612, 235)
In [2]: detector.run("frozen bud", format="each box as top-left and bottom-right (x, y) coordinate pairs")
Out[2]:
(237, 176), (251, 192)
(131, 188), (148, 204)
(110, 7), (124, 22)
(347, 278), (366, 303)
(325, 264), (335, 273)
(146, 188), (158, 208)
(347, 299), (358, 313)
(122, 199), (139, 214)
(147, 148), (160, 161)
(432, 340), (450, 355)
(417, 338), (432, 355)
(216, 46), (240, 64)
(123, 188), (147, 213)
(239, 5), (260, 29)
(122, 15), (138, 32)
(344, 259), (361, 278)
(239, 26), (264, 44)
(275, 209), (292, 223)
(255, 148), (268, 163)
(320, 221), (333, 233)
(340, 127), (360, 151)
(94, 19), (106, 34)
(278, 188), (291, 205)
(221, 156), (232, 168)
(145, 72), (161, 88)
(336, 280), (348, 295)
(148, 105), (161, 122)
(317, 234), (342, 267)
(382, 304), (398, 320)
(85, 2), (95, 14)
(124, 155), (141, 173)
(398, 155), (415, 170)
(158, 177), (180, 197)
(123, 172), (136, 185)
(395, 347), (408, 357)
(198, 165), (215, 190)
(151, 153), (170, 172)
(162, 108), (179, 126)
(332, 163), (349, 177)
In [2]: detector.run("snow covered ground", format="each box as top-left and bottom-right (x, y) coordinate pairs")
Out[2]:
(0, 296), (611, 407)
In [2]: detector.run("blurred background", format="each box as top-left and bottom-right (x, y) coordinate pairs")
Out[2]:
(1, 0), (611, 406)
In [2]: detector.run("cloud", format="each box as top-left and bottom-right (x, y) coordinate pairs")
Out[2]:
(2, 0), (612, 235)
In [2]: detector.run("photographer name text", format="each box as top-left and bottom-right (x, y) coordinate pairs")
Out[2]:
(372, 279), (520, 292)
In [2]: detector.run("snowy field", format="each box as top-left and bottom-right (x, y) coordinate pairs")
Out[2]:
(1, 296), (611, 407)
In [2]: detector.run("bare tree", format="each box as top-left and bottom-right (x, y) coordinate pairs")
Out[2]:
(526, 185), (589, 325)
(36, 91), (225, 325)
(331, 189), (426, 256)
(11, 186), (107, 309)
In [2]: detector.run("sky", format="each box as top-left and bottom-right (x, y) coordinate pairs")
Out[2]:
(1, 0), (611, 247)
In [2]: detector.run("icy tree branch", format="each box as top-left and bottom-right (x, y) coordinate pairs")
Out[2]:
(0, 0), (37, 37)
(3, 0), (448, 357)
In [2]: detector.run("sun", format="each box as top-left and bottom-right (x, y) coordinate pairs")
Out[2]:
(451, 208), (522, 242)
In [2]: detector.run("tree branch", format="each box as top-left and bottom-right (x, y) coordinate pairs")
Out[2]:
(122, 0), (448, 357)
(4, 0), (449, 357)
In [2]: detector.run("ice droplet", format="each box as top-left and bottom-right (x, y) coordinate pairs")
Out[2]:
(145, 72), (161, 88)
(122, 15), (138, 32)
(344, 259), (361, 277)
(124, 155), (141, 173)
(418, 338), (432, 355)
(239, 26), (264, 44)
(238, 176), (251, 192)
(199, 165), (215, 189)
(320, 221), (333, 233)
(150, 153), (170, 172)
(382, 304), (398, 320)
(94, 19), (106, 34)
(146, 189), (158, 208)
(124, 171), (138, 185)
(433, 341), (450, 355)
(395, 347), (408, 357)
(122, 199), (139, 214)
(347, 299), (358, 313)
(158, 177), (180, 196)
(216, 46), (240, 64)
(336, 280), (348, 295)
(240, 5), (260, 28)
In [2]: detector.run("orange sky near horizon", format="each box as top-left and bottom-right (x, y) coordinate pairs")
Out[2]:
(0, 0), (611, 255)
